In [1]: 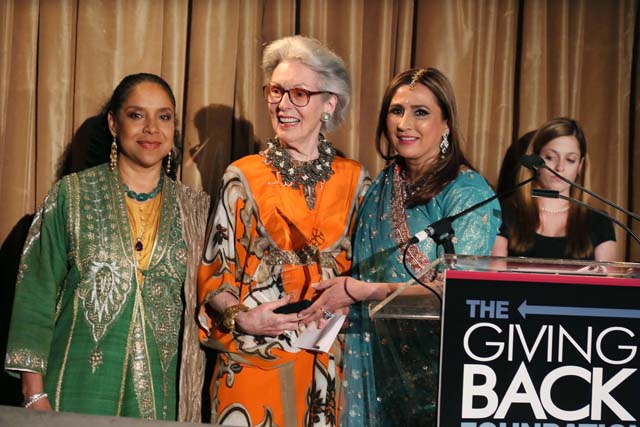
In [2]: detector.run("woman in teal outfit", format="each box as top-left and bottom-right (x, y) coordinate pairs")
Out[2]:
(302, 68), (501, 426)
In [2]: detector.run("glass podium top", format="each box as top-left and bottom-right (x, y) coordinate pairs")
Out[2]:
(368, 255), (640, 320)
(442, 254), (640, 278)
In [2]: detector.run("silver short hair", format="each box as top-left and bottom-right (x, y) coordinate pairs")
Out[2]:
(262, 35), (351, 133)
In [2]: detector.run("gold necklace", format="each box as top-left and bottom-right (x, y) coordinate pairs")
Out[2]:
(134, 206), (147, 251)
(126, 195), (162, 271)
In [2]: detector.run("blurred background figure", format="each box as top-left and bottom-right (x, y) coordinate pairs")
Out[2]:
(495, 129), (536, 199)
(491, 117), (616, 261)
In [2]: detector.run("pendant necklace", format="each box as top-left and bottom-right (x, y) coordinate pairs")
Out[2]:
(135, 209), (147, 252)
(123, 172), (163, 252)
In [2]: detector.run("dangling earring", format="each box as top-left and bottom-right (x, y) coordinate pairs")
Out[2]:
(109, 136), (118, 171)
(440, 133), (450, 158)
(320, 112), (330, 123)
(165, 150), (172, 175)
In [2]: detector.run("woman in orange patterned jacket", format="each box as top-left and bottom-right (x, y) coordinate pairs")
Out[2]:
(197, 36), (370, 427)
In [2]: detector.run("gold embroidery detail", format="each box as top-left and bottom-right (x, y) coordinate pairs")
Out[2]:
(130, 287), (157, 419)
(391, 166), (436, 282)
(56, 289), (79, 411)
(17, 182), (61, 286)
(88, 349), (104, 372)
(74, 168), (134, 359)
(265, 249), (336, 267)
(4, 349), (47, 373)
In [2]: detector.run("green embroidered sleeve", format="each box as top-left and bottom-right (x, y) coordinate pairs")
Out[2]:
(4, 179), (69, 377)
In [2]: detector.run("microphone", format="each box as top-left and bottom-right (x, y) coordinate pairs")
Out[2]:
(408, 175), (536, 246)
(532, 188), (640, 248)
(521, 153), (640, 222)
(519, 153), (545, 170)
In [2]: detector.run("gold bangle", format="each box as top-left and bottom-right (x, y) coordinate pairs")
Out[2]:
(221, 304), (249, 332)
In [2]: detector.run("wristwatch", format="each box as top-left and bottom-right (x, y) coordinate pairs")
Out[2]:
(222, 304), (249, 332)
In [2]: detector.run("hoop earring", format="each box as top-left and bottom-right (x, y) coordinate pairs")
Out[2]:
(165, 150), (172, 175)
(320, 112), (330, 123)
(109, 136), (118, 171)
(439, 133), (450, 158)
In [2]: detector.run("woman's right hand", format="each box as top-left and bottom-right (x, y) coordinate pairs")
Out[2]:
(234, 298), (310, 337)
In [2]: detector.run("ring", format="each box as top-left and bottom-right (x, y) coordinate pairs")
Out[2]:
(322, 309), (334, 320)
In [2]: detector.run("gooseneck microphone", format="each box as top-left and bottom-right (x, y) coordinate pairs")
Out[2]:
(408, 175), (536, 247)
(519, 153), (546, 170)
(521, 153), (640, 222)
(531, 188), (640, 248)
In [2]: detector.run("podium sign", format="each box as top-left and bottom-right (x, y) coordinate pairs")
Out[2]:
(438, 269), (640, 427)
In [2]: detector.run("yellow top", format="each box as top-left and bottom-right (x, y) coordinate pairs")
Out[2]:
(126, 193), (162, 283)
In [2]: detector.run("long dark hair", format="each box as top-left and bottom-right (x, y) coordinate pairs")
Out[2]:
(102, 73), (181, 179)
(507, 117), (591, 258)
(375, 68), (473, 207)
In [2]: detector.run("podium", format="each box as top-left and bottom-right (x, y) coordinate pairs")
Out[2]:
(362, 255), (640, 427)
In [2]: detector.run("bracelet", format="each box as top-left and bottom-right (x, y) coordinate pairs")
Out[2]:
(24, 392), (48, 408)
(221, 304), (249, 332)
(343, 280), (358, 303)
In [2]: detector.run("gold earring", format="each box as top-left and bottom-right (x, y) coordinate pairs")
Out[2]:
(165, 150), (172, 175)
(109, 136), (118, 171)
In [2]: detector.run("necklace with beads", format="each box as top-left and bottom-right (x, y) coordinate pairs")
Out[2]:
(122, 171), (163, 254)
(125, 197), (162, 282)
(263, 134), (336, 209)
(127, 196), (162, 254)
(124, 172), (164, 202)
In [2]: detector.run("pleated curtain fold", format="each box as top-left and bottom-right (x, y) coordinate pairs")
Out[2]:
(1, 0), (638, 260)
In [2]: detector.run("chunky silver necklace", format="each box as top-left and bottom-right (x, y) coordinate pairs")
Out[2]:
(263, 134), (336, 209)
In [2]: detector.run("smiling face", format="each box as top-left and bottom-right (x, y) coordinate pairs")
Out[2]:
(108, 81), (175, 172)
(385, 83), (449, 176)
(267, 60), (336, 152)
(536, 135), (584, 195)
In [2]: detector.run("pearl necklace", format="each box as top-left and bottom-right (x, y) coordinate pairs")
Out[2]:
(539, 205), (569, 214)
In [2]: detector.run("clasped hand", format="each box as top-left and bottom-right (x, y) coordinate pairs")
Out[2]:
(232, 276), (370, 335)
(298, 277), (362, 325)
(234, 297), (313, 337)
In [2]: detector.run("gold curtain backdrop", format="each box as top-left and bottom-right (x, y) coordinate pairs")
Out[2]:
(1, 0), (639, 261)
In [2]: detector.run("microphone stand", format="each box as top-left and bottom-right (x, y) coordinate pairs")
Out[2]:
(522, 154), (640, 222)
(532, 189), (640, 248)
(400, 171), (538, 340)
(408, 176), (537, 253)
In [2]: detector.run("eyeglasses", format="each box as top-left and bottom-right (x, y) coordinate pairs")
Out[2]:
(263, 83), (332, 107)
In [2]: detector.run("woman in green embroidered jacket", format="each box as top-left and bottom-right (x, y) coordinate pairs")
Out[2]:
(4, 73), (210, 422)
